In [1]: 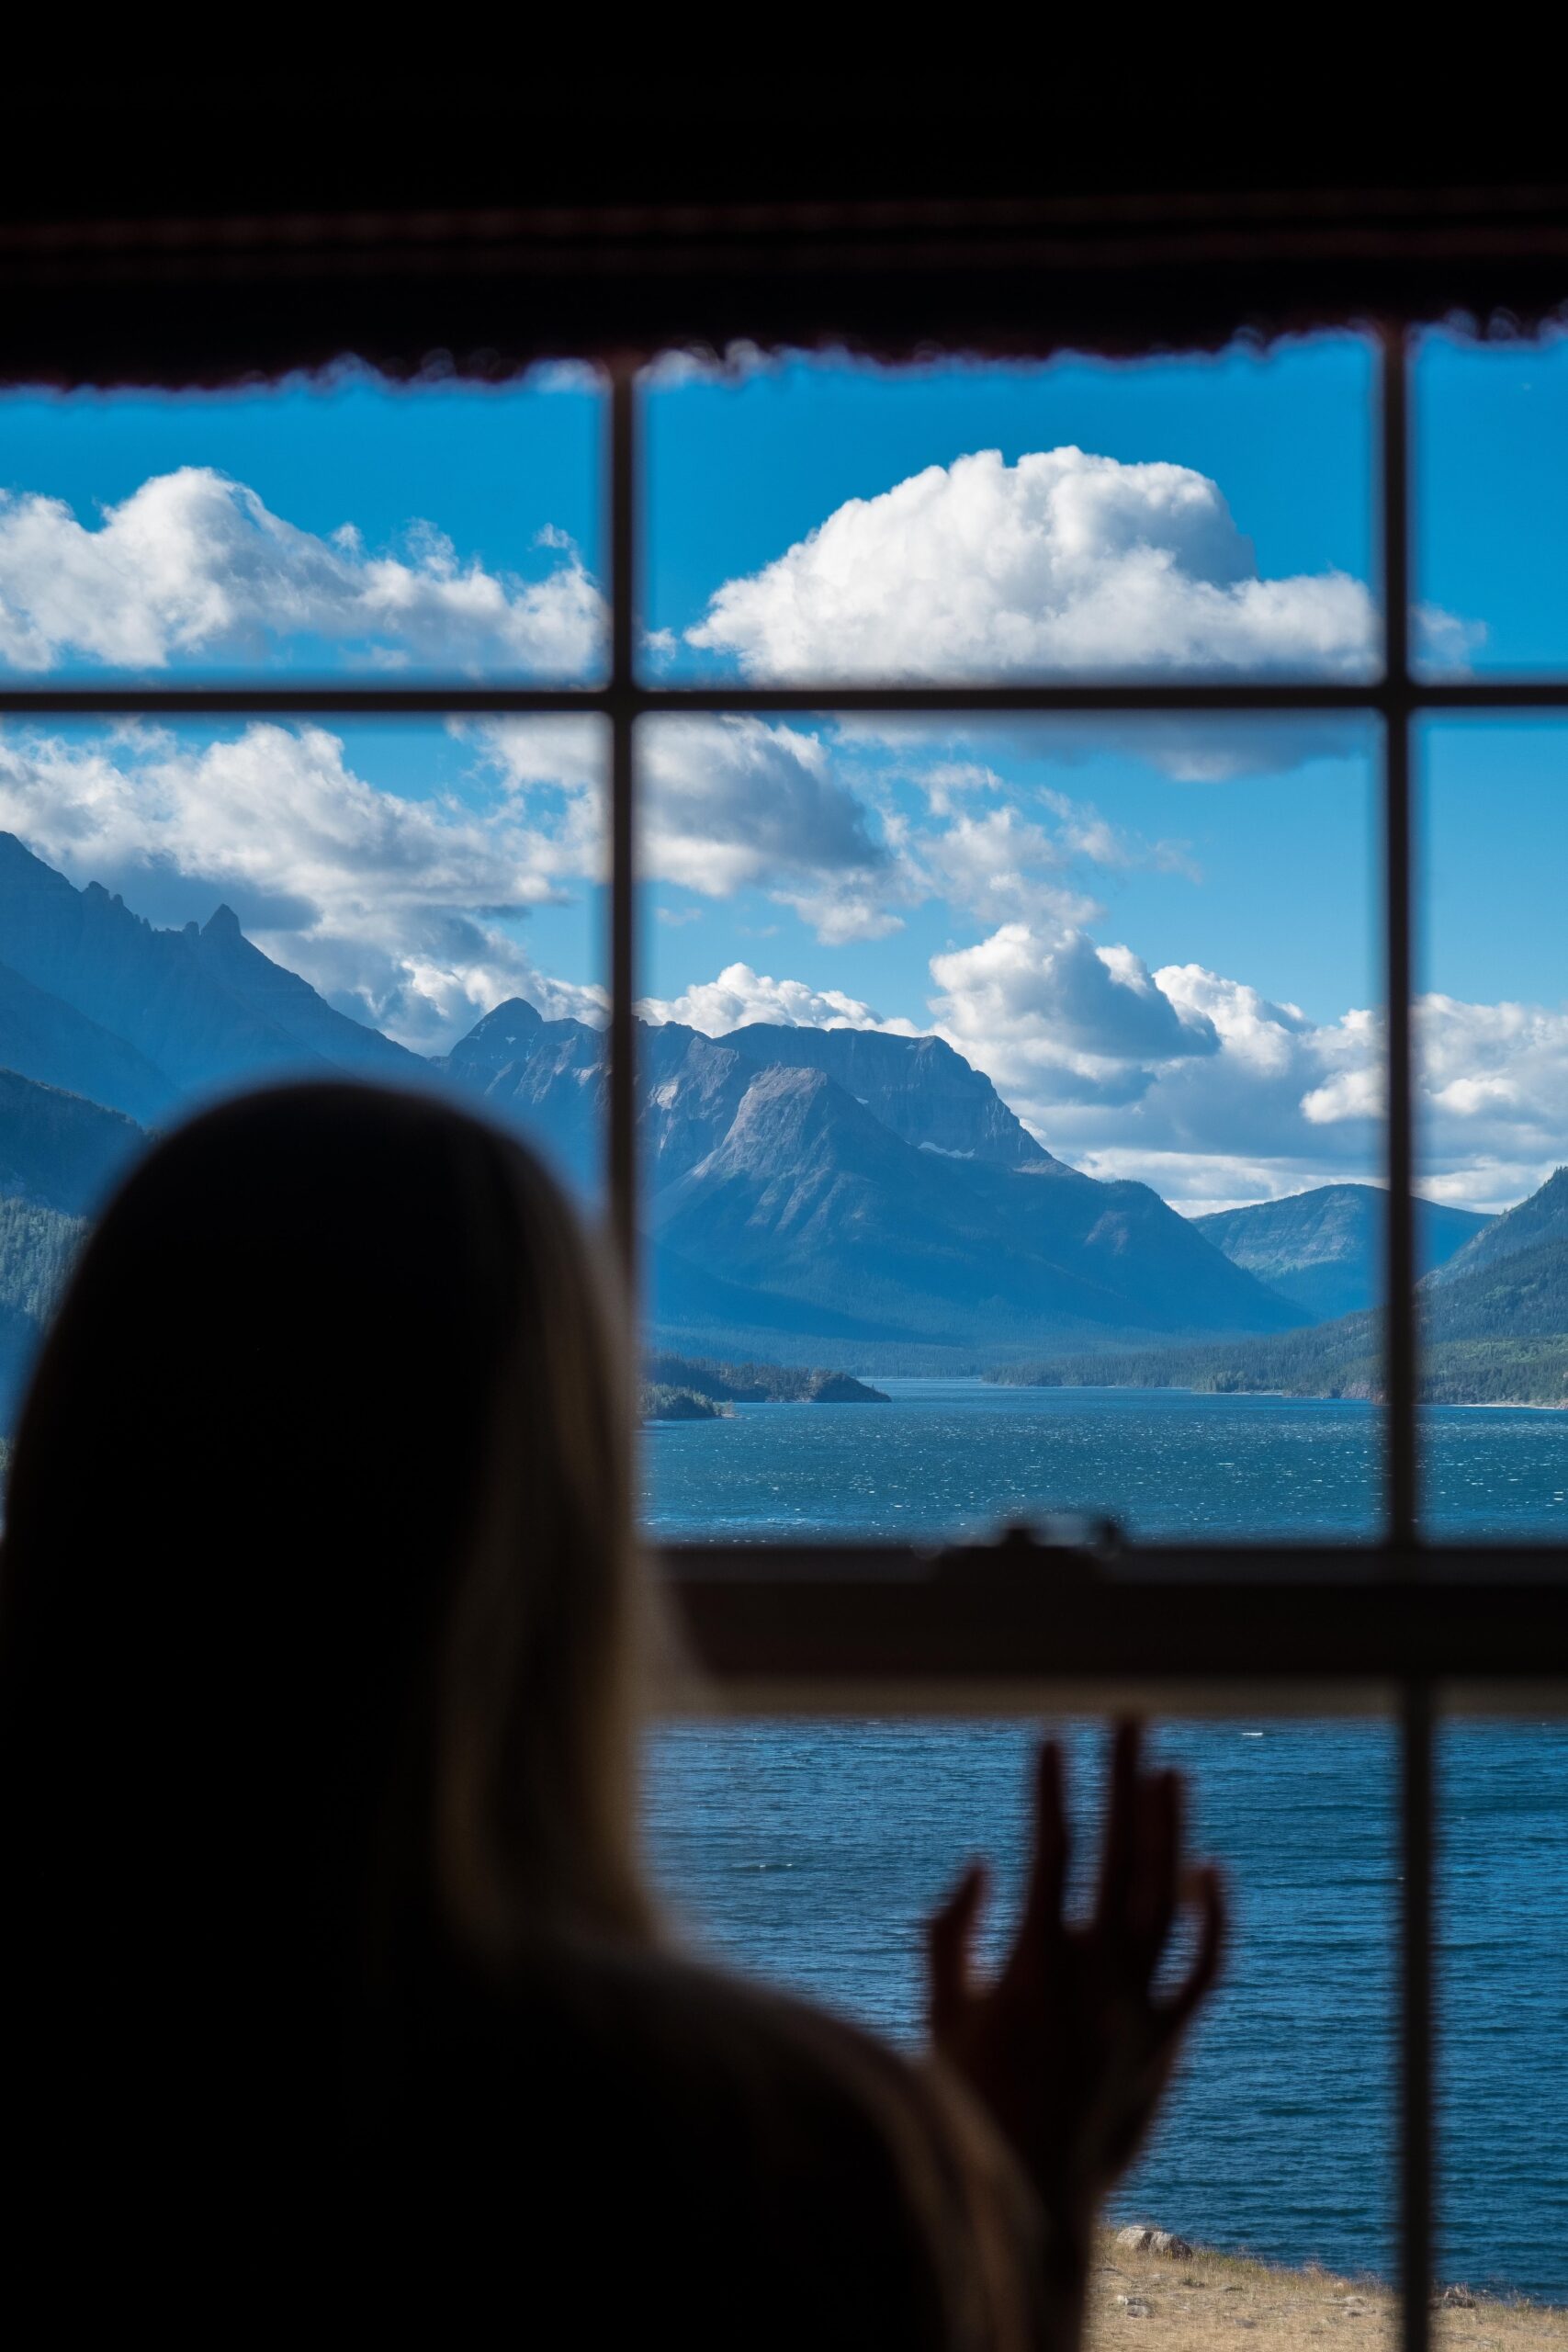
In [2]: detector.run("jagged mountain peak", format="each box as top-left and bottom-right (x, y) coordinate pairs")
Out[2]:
(474, 993), (544, 1030)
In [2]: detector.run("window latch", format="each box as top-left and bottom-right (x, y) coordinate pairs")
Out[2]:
(934, 1513), (1122, 1584)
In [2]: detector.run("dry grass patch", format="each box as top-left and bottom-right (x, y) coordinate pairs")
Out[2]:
(1089, 2229), (1567, 2352)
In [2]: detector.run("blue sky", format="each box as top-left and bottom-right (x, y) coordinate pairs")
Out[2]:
(0, 337), (1562, 1212)
(1417, 326), (1568, 674)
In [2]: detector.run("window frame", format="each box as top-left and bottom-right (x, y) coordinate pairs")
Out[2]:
(4, 326), (1566, 2341)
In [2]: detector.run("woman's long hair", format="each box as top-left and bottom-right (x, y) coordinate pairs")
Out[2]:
(0, 1082), (1043, 2344)
(0, 1081), (656, 2006)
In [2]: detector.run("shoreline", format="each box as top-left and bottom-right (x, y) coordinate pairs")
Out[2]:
(977, 1377), (1568, 1415)
(1094, 2228), (1566, 2348)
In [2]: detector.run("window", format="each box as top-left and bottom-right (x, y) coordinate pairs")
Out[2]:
(4, 327), (1567, 2336)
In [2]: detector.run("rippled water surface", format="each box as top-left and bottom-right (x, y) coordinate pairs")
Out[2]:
(642, 1384), (1568, 2298)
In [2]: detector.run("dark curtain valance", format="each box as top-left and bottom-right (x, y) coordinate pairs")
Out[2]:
(6, 185), (1568, 389)
(4, 72), (1567, 387)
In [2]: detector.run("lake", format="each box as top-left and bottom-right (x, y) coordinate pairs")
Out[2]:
(643, 1382), (1568, 2300)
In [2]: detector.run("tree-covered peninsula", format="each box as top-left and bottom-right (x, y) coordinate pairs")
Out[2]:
(640, 1352), (890, 1421)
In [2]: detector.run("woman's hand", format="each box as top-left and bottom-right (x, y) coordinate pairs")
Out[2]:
(926, 1723), (1225, 2243)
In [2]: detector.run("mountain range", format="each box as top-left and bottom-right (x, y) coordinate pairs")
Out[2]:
(1195, 1183), (1490, 1320)
(992, 1168), (1568, 1408)
(0, 826), (1550, 1419)
(436, 989), (1305, 1358)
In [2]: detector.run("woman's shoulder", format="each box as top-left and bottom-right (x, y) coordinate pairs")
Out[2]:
(449, 1938), (1044, 2346)
(493, 1932), (950, 2134)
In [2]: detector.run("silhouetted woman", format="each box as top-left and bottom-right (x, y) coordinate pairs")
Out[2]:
(0, 1083), (1223, 2343)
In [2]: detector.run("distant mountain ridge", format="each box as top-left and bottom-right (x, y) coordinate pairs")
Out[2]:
(1195, 1182), (1491, 1320)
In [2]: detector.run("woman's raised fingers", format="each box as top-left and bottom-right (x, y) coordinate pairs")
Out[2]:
(1094, 1720), (1145, 1939)
(926, 1859), (989, 2040)
(1126, 1769), (1183, 1967)
(1015, 1737), (1071, 1964)
(1158, 1861), (1227, 2037)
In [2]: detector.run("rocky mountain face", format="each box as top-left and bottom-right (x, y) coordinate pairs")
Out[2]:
(440, 1000), (1057, 1190)
(1196, 1182), (1491, 1320)
(439, 997), (609, 1193)
(1417, 1227), (1568, 1345)
(722, 1023), (1054, 1168)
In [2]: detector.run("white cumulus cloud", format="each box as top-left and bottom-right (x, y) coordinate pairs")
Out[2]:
(922, 932), (1568, 1214)
(910, 807), (1103, 930)
(689, 447), (1380, 684)
(930, 923), (1220, 1089)
(0, 469), (603, 674)
(1416, 994), (1568, 1208)
(478, 713), (897, 941)
(927, 935), (1385, 1205)
(639, 962), (915, 1035)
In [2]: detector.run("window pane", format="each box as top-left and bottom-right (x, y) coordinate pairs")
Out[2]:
(643, 338), (1376, 685)
(649, 1717), (1398, 2286)
(0, 368), (604, 682)
(1438, 1716), (1568, 2309)
(0, 716), (606, 1443)
(636, 713), (1383, 1544)
(1418, 719), (1568, 1539)
(1416, 327), (1568, 679)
